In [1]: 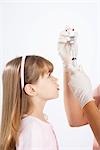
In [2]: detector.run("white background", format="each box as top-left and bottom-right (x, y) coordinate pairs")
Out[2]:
(0, 0), (100, 149)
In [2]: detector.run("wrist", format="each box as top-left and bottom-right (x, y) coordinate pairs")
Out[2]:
(63, 64), (74, 71)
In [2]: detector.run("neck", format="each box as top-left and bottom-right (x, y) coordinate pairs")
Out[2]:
(28, 97), (47, 122)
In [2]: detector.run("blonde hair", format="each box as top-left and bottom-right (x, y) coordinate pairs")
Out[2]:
(0, 55), (53, 150)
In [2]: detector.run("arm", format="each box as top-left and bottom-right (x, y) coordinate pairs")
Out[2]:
(64, 70), (100, 127)
(83, 101), (100, 145)
(64, 70), (88, 126)
(68, 69), (100, 146)
(64, 72), (100, 145)
(57, 26), (100, 145)
(57, 27), (88, 126)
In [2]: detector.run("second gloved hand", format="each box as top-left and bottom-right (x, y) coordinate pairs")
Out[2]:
(68, 67), (94, 108)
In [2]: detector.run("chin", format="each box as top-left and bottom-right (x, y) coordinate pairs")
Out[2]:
(55, 93), (59, 98)
(50, 94), (59, 100)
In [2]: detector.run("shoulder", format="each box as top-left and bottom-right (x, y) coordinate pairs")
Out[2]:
(18, 116), (42, 138)
(20, 115), (50, 134)
(16, 116), (51, 148)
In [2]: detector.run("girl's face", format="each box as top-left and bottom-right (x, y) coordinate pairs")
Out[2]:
(34, 72), (59, 101)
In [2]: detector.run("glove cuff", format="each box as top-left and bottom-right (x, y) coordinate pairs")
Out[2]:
(81, 97), (95, 108)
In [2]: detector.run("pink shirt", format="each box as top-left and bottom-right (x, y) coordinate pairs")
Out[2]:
(16, 115), (59, 150)
(93, 85), (100, 150)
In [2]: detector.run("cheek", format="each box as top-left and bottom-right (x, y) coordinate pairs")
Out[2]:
(36, 80), (57, 97)
(43, 84), (55, 95)
(47, 83), (57, 95)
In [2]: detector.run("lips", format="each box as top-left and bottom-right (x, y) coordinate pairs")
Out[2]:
(57, 87), (60, 90)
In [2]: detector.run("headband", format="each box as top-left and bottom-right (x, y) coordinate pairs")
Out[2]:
(20, 56), (26, 89)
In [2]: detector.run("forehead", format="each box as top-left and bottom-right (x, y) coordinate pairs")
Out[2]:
(39, 61), (53, 77)
(42, 63), (53, 73)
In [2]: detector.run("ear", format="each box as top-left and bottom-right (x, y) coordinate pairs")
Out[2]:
(24, 84), (37, 96)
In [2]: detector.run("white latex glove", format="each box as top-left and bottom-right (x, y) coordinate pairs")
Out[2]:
(57, 26), (78, 69)
(68, 67), (94, 108)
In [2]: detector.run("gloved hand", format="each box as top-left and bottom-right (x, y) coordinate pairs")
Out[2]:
(57, 26), (78, 69)
(68, 67), (94, 108)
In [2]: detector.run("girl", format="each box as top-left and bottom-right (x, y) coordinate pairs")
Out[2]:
(0, 55), (59, 150)
(57, 27), (100, 149)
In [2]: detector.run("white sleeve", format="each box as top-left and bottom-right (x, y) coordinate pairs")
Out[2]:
(93, 85), (100, 97)
(16, 123), (45, 150)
